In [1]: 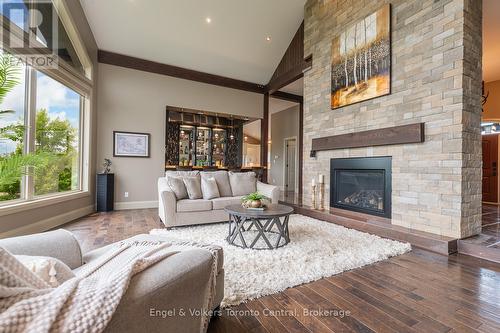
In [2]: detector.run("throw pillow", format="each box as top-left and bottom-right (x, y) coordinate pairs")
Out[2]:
(183, 176), (203, 199)
(201, 177), (220, 200)
(167, 176), (188, 200)
(201, 171), (232, 197)
(15, 255), (76, 287)
(229, 171), (257, 196)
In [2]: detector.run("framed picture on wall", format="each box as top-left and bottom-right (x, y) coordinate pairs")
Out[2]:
(113, 131), (150, 157)
(331, 4), (391, 109)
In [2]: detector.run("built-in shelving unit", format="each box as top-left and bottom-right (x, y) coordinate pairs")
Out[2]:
(165, 106), (254, 169)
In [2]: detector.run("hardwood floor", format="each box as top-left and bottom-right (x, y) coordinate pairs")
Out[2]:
(62, 209), (500, 333)
(458, 204), (500, 263)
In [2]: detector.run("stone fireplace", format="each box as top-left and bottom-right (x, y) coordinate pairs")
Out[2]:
(303, 0), (482, 238)
(330, 157), (391, 218)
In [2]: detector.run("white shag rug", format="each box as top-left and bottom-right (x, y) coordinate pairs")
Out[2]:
(150, 214), (411, 307)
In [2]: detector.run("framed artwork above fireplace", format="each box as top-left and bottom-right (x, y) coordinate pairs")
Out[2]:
(330, 4), (391, 109)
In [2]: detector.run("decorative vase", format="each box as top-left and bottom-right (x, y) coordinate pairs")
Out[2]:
(250, 200), (262, 208)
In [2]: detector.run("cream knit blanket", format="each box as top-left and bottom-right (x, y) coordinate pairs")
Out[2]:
(0, 240), (219, 333)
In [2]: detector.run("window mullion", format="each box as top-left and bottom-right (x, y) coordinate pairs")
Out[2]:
(23, 67), (37, 201)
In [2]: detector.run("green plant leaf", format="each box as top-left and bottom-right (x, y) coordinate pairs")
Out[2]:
(0, 53), (21, 107)
(241, 191), (269, 202)
(0, 152), (56, 187)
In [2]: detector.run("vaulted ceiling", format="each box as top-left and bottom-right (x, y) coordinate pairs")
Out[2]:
(80, 0), (306, 85)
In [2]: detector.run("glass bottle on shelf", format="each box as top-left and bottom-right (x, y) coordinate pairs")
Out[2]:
(196, 127), (211, 166)
(212, 128), (226, 167)
(179, 126), (194, 166)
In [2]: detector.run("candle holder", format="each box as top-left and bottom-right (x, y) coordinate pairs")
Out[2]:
(318, 183), (325, 211)
(311, 184), (317, 209)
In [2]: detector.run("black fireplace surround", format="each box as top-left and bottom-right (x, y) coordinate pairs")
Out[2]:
(330, 157), (392, 218)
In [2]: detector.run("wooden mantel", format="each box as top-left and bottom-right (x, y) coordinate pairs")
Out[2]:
(311, 123), (425, 155)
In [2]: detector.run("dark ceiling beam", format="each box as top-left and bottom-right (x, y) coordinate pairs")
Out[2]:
(265, 21), (312, 94)
(98, 50), (266, 94)
(270, 91), (303, 103)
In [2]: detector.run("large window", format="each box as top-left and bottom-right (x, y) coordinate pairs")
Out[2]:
(0, 51), (26, 201)
(0, 0), (91, 207)
(0, 51), (83, 203)
(34, 72), (81, 196)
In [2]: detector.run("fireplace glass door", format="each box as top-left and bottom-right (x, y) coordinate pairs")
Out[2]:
(335, 170), (385, 214)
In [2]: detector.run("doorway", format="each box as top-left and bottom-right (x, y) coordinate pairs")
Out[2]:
(284, 137), (297, 194)
(482, 134), (498, 203)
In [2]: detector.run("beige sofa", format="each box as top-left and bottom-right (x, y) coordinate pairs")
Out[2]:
(158, 170), (279, 228)
(0, 229), (224, 333)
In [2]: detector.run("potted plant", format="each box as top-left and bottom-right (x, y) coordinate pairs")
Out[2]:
(241, 192), (269, 209)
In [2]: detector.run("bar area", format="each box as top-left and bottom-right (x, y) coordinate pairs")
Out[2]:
(165, 106), (264, 173)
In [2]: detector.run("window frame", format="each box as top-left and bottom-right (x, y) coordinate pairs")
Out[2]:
(0, 0), (93, 213)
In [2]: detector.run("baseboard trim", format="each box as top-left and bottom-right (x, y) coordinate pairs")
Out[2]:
(115, 200), (158, 210)
(0, 205), (95, 238)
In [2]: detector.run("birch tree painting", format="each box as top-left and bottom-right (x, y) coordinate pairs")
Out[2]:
(331, 5), (390, 109)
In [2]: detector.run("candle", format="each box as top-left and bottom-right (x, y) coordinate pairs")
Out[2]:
(319, 174), (324, 184)
(312, 178), (316, 186)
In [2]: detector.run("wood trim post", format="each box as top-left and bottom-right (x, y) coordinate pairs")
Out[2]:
(298, 101), (304, 198)
(262, 93), (270, 183)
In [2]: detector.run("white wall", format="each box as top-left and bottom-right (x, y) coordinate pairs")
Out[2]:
(97, 63), (263, 207)
(270, 105), (299, 190)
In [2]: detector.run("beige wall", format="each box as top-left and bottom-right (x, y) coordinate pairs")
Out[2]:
(303, 0), (482, 238)
(482, 80), (500, 121)
(0, 0), (98, 236)
(270, 105), (299, 190)
(97, 63), (263, 207)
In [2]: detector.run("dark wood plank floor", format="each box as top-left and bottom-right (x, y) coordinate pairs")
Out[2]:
(62, 209), (500, 333)
(459, 204), (500, 262)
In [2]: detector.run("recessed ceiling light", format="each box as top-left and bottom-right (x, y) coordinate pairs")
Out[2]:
(266, 36), (271, 42)
(206, 17), (212, 23)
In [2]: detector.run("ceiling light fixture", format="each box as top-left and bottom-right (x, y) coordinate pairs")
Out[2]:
(206, 17), (212, 23)
(266, 36), (271, 42)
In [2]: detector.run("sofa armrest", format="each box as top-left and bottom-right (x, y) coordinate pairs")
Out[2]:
(158, 177), (177, 227)
(257, 181), (280, 204)
(0, 229), (83, 269)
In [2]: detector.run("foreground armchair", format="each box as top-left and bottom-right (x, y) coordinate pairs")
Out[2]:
(0, 229), (224, 333)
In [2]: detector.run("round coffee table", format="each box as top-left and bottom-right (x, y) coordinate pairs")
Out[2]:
(224, 204), (294, 250)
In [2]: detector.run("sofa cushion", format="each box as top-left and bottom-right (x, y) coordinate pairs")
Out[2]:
(201, 177), (220, 200)
(165, 170), (200, 178)
(211, 196), (244, 210)
(177, 199), (212, 212)
(229, 171), (257, 196)
(183, 176), (202, 199)
(167, 176), (188, 200)
(201, 171), (232, 197)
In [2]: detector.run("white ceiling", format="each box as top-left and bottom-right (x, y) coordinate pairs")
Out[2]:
(80, 0), (305, 84)
(483, 0), (500, 82)
(279, 77), (303, 96)
(270, 97), (298, 114)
